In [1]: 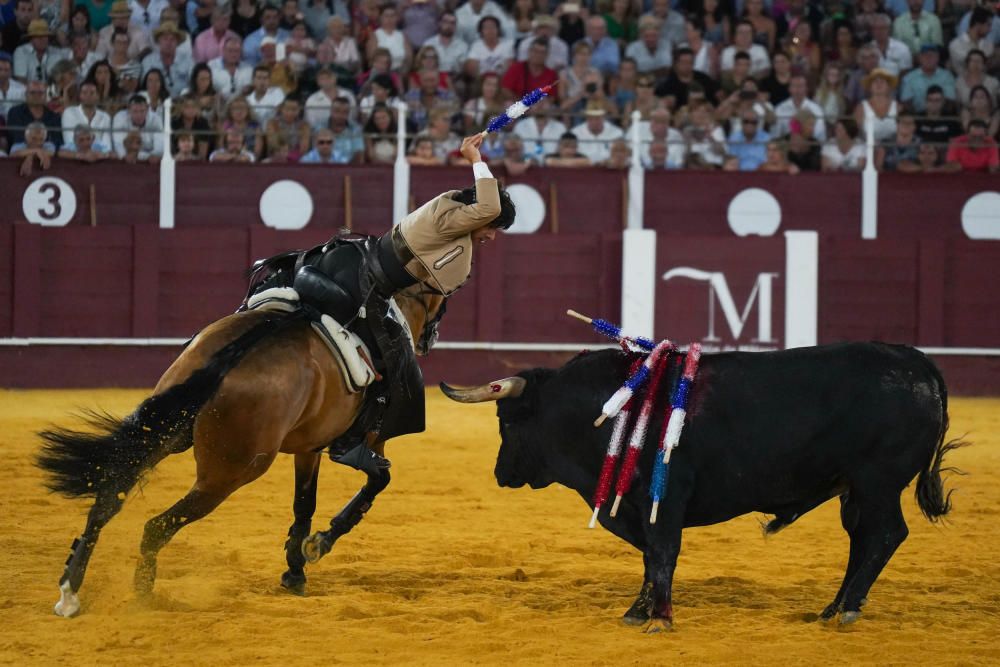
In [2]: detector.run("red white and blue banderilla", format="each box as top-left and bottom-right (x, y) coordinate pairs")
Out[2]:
(480, 84), (556, 137)
(567, 309), (656, 353)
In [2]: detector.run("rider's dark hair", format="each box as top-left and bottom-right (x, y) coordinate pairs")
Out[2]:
(455, 184), (516, 231)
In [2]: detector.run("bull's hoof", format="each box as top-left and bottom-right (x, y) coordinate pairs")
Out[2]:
(281, 571), (307, 596)
(53, 581), (80, 618)
(839, 611), (861, 625)
(301, 532), (330, 564)
(643, 618), (674, 634)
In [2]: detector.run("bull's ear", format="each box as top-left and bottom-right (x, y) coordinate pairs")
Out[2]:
(439, 377), (527, 403)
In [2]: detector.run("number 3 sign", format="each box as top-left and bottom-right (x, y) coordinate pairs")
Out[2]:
(22, 177), (77, 226)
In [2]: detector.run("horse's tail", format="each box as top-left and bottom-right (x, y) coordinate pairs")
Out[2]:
(37, 310), (307, 500)
(914, 352), (968, 522)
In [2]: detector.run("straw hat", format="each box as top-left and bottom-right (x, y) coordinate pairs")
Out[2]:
(862, 67), (898, 90)
(153, 21), (185, 41)
(26, 19), (52, 39)
(109, 0), (131, 18)
(584, 102), (607, 117)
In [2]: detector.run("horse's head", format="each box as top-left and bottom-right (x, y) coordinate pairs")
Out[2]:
(394, 285), (447, 356)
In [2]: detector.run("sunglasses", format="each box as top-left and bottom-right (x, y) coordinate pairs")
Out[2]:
(742, 119), (758, 124)
(317, 139), (333, 145)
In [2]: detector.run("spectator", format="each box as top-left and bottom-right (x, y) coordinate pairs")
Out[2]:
(209, 36), (252, 102)
(501, 133), (531, 174)
(654, 47), (719, 110)
(242, 5), (289, 65)
(956, 50), (999, 108)
(111, 93), (162, 159)
(501, 36), (557, 102)
(685, 17), (715, 78)
(644, 0), (687, 47)
(960, 85), (1000, 138)
(159, 7), (193, 62)
(854, 67), (899, 142)
(559, 42), (601, 117)
(512, 94), (566, 161)
(949, 7), (994, 77)
(408, 46), (451, 92)
(401, 0), (439, 49)
(603, 0), (638, 44)
(173, 131), (200, 160)
(743, 0), (776, 51)
(58, 123), (112, 161)
(107, 28), (142, 85)
(130, 0), (167, 33)
(455, 0), (513, 46)
(139, 67), (168, 117)
(555, 2), (585, 46)
(876, 112), (921, 172)
(407, 135), (442, 165)
(582, 15), (619, 76)
(357, 48), (402, 95)
(424, 106), (460, 161)
(246, 65), (285, 124)
(316, 16), (360, 76)
(326, 95), (363, 163)
(787, 112), (821, 171)
(883, 0), (934, 18)
(10, 120), (55, 175)
(6, 78), (62, 147)
(305, 65), (356, 128)
(892, 0), (942, 57)
(218, 95), (262, 160)
(943, 119), (999, 173)
(84, 59), (123, 115)
(0, 54), (26, 119)
(844, 44), (880, 109)
(757, 139), (800, 173)
(186, 62), (221, 123)
(813, 62), (847, 126)
(625, 72), (661, 121)
(604, 137), (630, 169)
(210, 126), (256, 162)
(141, 21), (192, 97)
(869, 13), (911, 76)
(67, 33), (102, 83)
(545, 131), (591, 167)
(915, 85), (962, 147)
(266, 96), (311, 160)
(262, 133), (291, 162)
(465, 16), (513, 78)
(352, 0), (382, 54)
(783, 20), (820, 84)
(366, 5), (410, 72)
(45, 60), (79, 115)
(516, 15), (569, 71)
(644, 139), (676, 169)
(716, 78), (774, 130)
(822, 118), (866, 171)
(363, 101), (396, 164)
(278, 0), (300, 31)
(571, 103), (623, 163)
(955, 5), (1000, 48)
(853, 0), (882, 43)
(625, 16), (671, 76)
(424, 12), (468, 76)
(639, 106), (684, 167)
(828, 20), (858, 67)
(722, 20), (770, 77)
(171, 94), (212, 158)
(61, 79), (111, 145)
(914, 141), (946, 172)
(510, 0), (536, 43)
(358, 73), (398, 123)
(298, 127), (337, 163)
(759, 50), (792, 105)
(64, 5), (95, 49)
(231, 0), (260, 38)
(726, 110), (770, 171)
(682, 101), (726, 169)
(284, 21), (317, 76)
(900, 45), (955, 113)
(610, 57), (638, 116)
(720, 51), (753, 97)
(120, 129), (147, 162)
(96, 0), (152, 61)
(258, 37), (298, 95)
(193, 5), (238, 64)
(774, 74), (827, 140)
(405, 67), (457, 130)
(13, 19), (58, 84)
(2, 0), (35, 52)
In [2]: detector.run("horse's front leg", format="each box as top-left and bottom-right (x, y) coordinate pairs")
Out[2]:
(281, 452), (322, 594)
(302, 440), (391, 564)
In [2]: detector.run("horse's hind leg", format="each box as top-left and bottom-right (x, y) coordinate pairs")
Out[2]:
(281, 452), (321, 594)
(54, 490), (127, 617)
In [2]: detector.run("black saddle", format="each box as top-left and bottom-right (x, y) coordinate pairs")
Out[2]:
(293, 265), (359, 325)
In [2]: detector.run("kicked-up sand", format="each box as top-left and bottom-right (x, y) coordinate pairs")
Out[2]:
(0, 389), (997, 665)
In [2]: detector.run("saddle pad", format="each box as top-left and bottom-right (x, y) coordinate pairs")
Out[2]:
(311, 314), (378, 393)
(247, 286), (299, 313)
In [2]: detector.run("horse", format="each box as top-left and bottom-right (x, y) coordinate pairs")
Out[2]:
(37, 281), (445, 618)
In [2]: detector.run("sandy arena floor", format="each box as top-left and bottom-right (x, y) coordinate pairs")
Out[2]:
(0, 388), (997, 665)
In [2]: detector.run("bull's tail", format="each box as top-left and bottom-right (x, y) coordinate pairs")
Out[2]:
(36, 310), (307, 500)
(913, 353), (968, 522)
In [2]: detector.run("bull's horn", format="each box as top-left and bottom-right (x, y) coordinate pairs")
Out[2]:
(439, 378), (526, 403)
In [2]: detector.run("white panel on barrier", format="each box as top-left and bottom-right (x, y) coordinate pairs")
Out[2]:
(961, 192), (1000, 240)
(621, 228), (657, 339)
(259, 180), (314, 229)
(22, 177), (77, 226)
(504, 184), (546, 234)
(784, 230), (818, 348)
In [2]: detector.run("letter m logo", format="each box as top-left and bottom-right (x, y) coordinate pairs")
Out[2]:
(662, 267), (778, 343)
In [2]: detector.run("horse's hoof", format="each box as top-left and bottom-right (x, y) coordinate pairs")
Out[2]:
(53, 581), (80, 618)
(301, 533), (328, 564)
(133, 558), (156, 596)
(643, 618), (673, 634)
(820, 603), (839, 620)
(281, 571), (307, 596)
(622, 614), (649, 627)
(839, 611), (861, 625)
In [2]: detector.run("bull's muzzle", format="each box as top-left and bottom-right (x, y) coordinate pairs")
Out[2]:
(439, 377), (526, 403)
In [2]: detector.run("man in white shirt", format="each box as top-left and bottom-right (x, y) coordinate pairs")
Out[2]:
(246, 65), (285, 124)
(570, 105), (624, 164)
(141, 21), (192, 97)
(454, 0), (513, 45)
(513, 95), (566, 161)
(892, 0), (943, 56)
(423, 11), (468, 74)
(129, 0), (168, 35)
(869, 13), (912, 75)
(0, 54), (26, 118)
(638, 107), (685, 167)
(112, 94), (164, 159)
(625, 17), (672, 76)
(774, 74), (827, 140)
(61, 80), (112, 146)
(515, 15), (568, 70)
(209, 36), (253, 101)
(305, 65), (358, 128)
(68, 33), (102, 81)
(721, 20), (771, 77)
(948, 7), (994, 76)
(13, 19), (63, 84)
(97, 0), (153, 60)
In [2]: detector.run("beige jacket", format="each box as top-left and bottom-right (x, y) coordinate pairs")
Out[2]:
(395, 177), (501, 296)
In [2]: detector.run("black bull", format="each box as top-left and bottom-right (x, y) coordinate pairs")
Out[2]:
(441, 342), (963, 629)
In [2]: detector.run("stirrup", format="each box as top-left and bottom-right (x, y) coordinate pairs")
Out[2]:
(330, 443), (391, 475)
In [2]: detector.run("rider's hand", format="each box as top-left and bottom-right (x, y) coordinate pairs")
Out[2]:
(460, 134), (484, 163)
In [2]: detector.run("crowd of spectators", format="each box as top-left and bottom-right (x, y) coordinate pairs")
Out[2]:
(1, 0), (998, 174)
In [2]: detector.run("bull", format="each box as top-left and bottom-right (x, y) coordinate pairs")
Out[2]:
(441, 342), (963, 630)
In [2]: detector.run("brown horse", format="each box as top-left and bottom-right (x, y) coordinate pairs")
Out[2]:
(37, 285), (444, 618)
